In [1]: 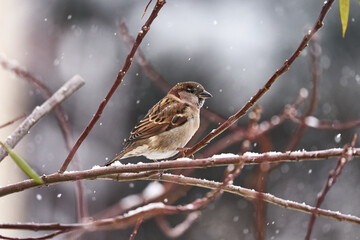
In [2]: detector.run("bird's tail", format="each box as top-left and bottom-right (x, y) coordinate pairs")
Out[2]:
(104, 151), (125, 166)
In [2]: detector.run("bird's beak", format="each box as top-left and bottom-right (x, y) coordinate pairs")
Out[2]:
(199, 90), (212, 99)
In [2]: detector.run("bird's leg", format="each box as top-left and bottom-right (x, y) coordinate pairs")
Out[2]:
(177, 147), (194, 159)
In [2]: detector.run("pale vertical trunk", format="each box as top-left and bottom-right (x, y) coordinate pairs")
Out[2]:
(0, 1), (29, 237)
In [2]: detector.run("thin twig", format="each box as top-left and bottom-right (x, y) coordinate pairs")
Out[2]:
(60, 0), (166, 173)
(129, 217), (143, 240)
(253, 37), (322, 240)
(156, 212), (201, 238)
(92, 171), (193, 226)
(247, 106), (267, 240)
(182, 0), (336, 158)
(142, 0), (153, 18)
(0, 222), (79, 231)
(285, 36), (321, 151)
(305, 135), (357, 240)
(201, 91), (307, 157)
(0, 203), (195, 232)
(0, 230), (66, 240)
(0, 114), (26, 129)
(0, 75), (85, 161)
(290, 115), (360, 130)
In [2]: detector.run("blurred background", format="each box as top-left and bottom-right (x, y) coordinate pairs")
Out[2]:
(0, 0), (360, 239)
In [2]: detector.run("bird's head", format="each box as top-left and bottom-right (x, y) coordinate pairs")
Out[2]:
(169, 81), (212, 108)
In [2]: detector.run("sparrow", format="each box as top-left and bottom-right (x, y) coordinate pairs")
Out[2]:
(105, 81), (212, 166)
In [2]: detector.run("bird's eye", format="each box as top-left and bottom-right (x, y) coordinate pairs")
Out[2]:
(186, 88), (195, 93)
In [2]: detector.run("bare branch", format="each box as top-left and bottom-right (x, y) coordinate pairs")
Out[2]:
(0, 114), (26, 129)
(290, 114), (360, 130)
(0, 230), (66, 240)
(285, 36), (321, 151)
(129, 218), (143, 240)
(60, 0), (167, 173)
(1, 148), (359, 197)
(156, 212), (201, 238)
(0, 75), (85, 161)
(202, 91), (307, 157)
(0, 222), (78, 231)
(182, 0), (336, 158)
(305, 136), (357, 239)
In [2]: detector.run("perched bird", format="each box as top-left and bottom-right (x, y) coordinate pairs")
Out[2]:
(105, 81), (212, 166)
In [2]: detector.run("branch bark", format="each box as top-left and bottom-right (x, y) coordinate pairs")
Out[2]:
(1, 147), (359, 197)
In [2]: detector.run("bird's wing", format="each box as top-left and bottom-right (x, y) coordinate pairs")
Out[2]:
(125, 96), (189, 145)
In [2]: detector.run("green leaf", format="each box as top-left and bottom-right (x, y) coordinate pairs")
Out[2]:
(0, 142), (43, 184)
(339, 0), (350, 38)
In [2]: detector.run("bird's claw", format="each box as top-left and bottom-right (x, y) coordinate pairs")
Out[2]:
(177, 147), (194, 159)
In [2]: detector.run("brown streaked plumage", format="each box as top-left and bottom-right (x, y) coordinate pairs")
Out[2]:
(105, 81), (212, 166)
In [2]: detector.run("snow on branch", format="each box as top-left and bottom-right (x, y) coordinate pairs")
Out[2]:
(0, 147), (359, 197)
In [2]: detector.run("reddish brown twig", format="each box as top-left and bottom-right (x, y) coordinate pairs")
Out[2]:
(143, 159), (243, 237)
(0, 230), (66, 240)
(61, 0), (166, 173)
(118, 21), (171, 93)
(129, 217), (143, 240)
(246, 106), (268, 240)
(0, 222), (78, 231)
(118, 155), (244, 233)
(254, 37), (322, 239)
(142, 0), (153, 18)
(0, 113), (25, 129)
(0, 203), (202, 233)
(156, 212), (201, 238)
(290, 115), (360, 130)
(182, 0), (336, 158)
(201, 91), (307, 158)
(305, 135), (357, 240)
(285, 36), (321, 151)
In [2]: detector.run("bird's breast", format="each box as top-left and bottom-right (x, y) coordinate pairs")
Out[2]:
(178, 108), (200, 144)
(147, 108), (200, 158)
